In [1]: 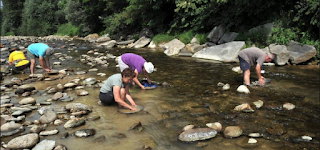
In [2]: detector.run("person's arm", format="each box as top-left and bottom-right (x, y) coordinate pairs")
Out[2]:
(143, 70), (152, 84)
(44, 57), (51, 70)
(133, 69), (145, 89)
(255, 64), (265, 85)
(113, 86), (136, 110)
(39, 57), (50, 72)
(125, 85), (137, 107)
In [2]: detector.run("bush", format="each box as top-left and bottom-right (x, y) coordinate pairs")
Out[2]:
(177, 30), (194, 44)
(152, 34), (175, 44)
(195, 33), (206, 45)
(56, 23), (79, 36)
(5, 31), (15, 36)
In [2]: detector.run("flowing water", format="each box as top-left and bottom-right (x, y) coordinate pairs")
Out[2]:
(1, 45), (319, 150)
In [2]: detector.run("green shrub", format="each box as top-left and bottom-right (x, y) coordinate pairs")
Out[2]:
(56, 23), (79, 36)
(5, 31), (15, 36)
(195, 33), (206, 45)
(177, 30), (194, 44)
(152, 34), (175, 44)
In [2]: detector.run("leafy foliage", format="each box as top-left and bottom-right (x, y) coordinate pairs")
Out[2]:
(152, 34), (175, 44)
(56, 23), (79, 36)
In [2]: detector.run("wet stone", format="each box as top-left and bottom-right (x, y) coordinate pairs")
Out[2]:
(7, 133), (39, 149)
(74, 129), (96, 137)
(179, 128), (217, 142)
(0, 121), (23, 137)
(235, 137), (260, 148)
(223, 126), (243, 138)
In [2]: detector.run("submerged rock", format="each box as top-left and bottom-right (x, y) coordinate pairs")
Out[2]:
(223, 126), (243, 138)
(178, 128), (217, 142)
(283, 103), (295, 110)
(206, 122), (222, 132)
(74, 129), (96, 137)
(237, 85), (250, 94)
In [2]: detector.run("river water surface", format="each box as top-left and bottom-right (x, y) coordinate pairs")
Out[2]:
(1, 46), (319, 150)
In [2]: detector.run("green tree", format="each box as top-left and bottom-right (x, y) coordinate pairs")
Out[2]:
(19, 0), (61, 36)
(1, 0), (25, 35)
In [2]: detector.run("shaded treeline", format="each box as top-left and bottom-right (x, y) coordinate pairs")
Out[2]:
(0, 0), (319, 40)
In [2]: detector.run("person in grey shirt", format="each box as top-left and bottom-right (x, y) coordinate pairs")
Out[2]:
(238, 47), (274, 86)
(99, 68), (137, 110)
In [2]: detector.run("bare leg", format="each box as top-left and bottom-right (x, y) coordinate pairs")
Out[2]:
(30, 59), (36, 74)
(243, 69), (251, 85)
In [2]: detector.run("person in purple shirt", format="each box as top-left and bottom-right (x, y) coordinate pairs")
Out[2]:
(27, 43), (55, 75)
(118, 53), (154, 89)
(238, 47), (274, 86)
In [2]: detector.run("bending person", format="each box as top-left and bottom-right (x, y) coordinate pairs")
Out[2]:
(27, 43), (54, 74)
(8, 48), (30, 74)
(238, 47), (274, 86)
(118, 53), (154, 89)
(99, 68), (137, 110)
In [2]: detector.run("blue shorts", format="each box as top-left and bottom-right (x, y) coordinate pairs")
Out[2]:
(99, 91), (116, 105)
(238, 56), (250, 71)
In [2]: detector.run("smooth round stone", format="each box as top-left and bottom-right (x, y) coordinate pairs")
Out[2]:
(283, 103), (295, 110)
(118, 105), (143, 114)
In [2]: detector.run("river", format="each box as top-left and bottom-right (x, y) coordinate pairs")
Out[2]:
(1, 44), (319, 150)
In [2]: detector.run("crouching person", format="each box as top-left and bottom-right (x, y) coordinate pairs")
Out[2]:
(99, 68), (137, 110)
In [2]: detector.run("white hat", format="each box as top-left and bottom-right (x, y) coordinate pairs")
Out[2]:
(144, 62), (154, 73)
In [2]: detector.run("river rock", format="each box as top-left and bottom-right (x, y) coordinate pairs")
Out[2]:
(75, 129), (96, 137)
(11, 77), (22, 85)
(232, 66), (243, 74)
(64, 82), (77, 88)
(235, 137), (259, 148)
(162, 39), (185, 56)
(19, 97), (36, 105)
(93, 135), (106, 143)
(29, 125), (42, 133)
(15, 85), (36, 94)
(64, 117), (85, 129)
(82, 77), (97, 85)
(283, 103), (295, 110)
(39, 129), (59, 136)
(223, 126), (243, 138)
(53, 144), (68, 150)
(253, 100), (264, 109)
(66, 103), (91, 112)
(52, 92), (63, 100)
(183, 125), (194, 131)
(32, 139), (56, 150)
(222, 84), (230, 90)
(39, 110), (57, 124)
(237, 85), (250, 94)
(206, 122), (222, 132)
(178, 128), (218, 142)
(7, 133), (39, 149)
(76, 90), (89, 96)
(0, 121), (23, 137)
(234, 103), (254, 112)
(287, 41), (317, 64)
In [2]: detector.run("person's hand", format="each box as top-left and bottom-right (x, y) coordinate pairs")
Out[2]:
(141, 85), (146, 90)
(259, 78), (265, 85)
(130, 106), (137, 111)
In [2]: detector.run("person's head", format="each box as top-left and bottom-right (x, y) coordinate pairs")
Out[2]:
(45, 47), (55, 56)
(121, 68), (136, 84)
(265, 52), (274, 62)
(143, 62), (154, 74)
(8, 48), (18, 53)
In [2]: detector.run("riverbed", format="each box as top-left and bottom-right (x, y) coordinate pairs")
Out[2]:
(1, 45), (319, 150)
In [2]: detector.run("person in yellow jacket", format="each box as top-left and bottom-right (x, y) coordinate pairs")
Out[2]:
(8, 48), (30, 74)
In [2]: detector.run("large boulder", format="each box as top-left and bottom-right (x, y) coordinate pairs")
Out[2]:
(162, 39), (185, 56)
(218, 32), (239, 44)
(287, 41), (317, 64)
(269, 44), (290, 65)
(207, 25), (225, 43)
(192, 41), (245, 62)
(129, 36), (151, 48)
